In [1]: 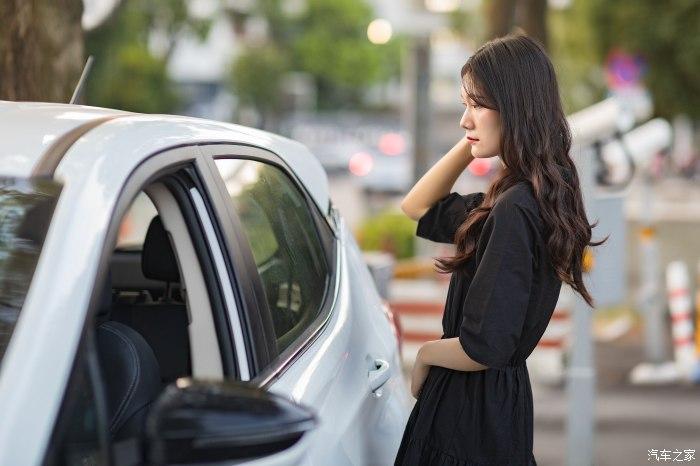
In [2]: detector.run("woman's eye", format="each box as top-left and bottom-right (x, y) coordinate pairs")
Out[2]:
(472, 103), (481, 109)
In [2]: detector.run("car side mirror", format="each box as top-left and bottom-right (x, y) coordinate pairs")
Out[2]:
(145, 378), (317, 465)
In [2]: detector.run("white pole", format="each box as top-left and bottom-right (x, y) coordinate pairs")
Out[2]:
(565, 143), (596, 466)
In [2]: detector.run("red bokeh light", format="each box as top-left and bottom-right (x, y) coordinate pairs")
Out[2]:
(467, 158), (491, 177)
(348, 152), (374, 176)
(378, 133), (405, 156)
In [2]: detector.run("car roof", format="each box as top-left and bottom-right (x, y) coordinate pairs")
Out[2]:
(0, 101), (330, 214)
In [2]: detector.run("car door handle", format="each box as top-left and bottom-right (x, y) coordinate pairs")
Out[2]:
(368, 358), (391, 396)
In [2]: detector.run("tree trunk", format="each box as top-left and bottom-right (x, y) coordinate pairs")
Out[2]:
(0, 0), (84, 102)
(487, 0), (516, 40)
(520, 0), (549, 51)
(488, 0), (548, 52)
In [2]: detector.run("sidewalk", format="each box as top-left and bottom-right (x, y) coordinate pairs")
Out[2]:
(532, 324), (700, 465)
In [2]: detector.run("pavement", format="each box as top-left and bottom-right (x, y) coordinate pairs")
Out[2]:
(532, 323), (700, 466)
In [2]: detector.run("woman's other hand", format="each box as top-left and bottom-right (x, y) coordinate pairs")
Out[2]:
(411, 350), (431, 399)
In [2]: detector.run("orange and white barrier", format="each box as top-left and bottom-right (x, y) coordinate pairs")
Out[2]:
(390, 278), (448, 368)
(696, 262), (700, 360)
(692, 261), (700, 383)
(666, 261), (696, 377)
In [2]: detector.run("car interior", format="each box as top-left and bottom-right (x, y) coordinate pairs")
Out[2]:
(93, 180), (224, 443)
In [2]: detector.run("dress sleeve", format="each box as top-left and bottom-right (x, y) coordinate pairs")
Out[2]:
(458, 200), (536, 369)
(416, 191), (485, 244)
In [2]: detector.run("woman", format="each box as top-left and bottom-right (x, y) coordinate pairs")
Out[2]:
(394, 34), (606, 465)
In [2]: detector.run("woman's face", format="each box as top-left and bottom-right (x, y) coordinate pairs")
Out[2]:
(459, 83), (501, 159)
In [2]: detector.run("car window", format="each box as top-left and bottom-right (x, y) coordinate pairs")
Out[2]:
(214, 159), (329, 355)
(0, 178), (60, 366)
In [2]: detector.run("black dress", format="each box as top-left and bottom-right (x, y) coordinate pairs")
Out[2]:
(394, 181), (563, 466)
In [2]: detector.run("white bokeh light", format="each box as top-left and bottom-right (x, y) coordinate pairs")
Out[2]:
(367, 19), (393, 45)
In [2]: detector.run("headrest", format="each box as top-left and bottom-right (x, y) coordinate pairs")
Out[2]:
(142, 216), (180, 283)
(96, 321), (161, 439)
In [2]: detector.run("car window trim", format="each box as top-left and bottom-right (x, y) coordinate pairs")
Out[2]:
(200, 143), (337, 241)
(193, 154), (275, 377)
(198, 144), (341, 389)
(188, 186), (251, 381)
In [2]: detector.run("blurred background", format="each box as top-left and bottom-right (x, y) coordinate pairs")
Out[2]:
(1, 0), (699, 464)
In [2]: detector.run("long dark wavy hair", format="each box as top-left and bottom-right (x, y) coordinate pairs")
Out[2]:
(434, 34), (607, 308)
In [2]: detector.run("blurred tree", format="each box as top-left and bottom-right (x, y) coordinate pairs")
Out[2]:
(229, 0), (404, 114)
(590, 0), (700, 119)
(84, 0), (210, 113)
(449, 2), (595, 115)
(293, 0), (385, 107)
(548, 0), (607, 114)
(0, 0), (84, 102)
(229, 45), (289, 130)
(356, 209), (416, 260)
(485, 0), (548, 50)
(486, 0), (516, 40)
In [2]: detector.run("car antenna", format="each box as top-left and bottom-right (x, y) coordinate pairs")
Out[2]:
(69, 55), (94, 105)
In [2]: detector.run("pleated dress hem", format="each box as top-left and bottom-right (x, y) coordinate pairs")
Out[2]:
(398, 436), (537, 466)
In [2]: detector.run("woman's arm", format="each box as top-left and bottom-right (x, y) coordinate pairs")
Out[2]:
(411, 337), (487, 397)
(419, 337), (488, 372)
(400, 136), (475, 221)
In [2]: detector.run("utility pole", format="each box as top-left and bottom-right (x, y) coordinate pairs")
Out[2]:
(566, 143), (596, 466)
(564, 98), (628, 466)
(409, 35), (432, 185)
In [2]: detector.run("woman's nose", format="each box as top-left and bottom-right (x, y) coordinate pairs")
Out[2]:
(460, 108), (474, 130)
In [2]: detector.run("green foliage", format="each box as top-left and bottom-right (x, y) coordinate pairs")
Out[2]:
(87, 44), (177, 113)
(356, 210), (416, 260)
(589, 0), (700, 118)
(293, 0), (389, 106)
(549, 2), (607, 114)
(229, 44), (289, 115)
(232, 0), (404, 111)
(84, 0), (210, 113)
(295, 31), (382, 88)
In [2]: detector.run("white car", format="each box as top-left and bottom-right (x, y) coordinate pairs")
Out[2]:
(0, 101), (412, 466)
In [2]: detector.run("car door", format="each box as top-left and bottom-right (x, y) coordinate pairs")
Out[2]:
(39, 146), (317, 466)
(199, 144), (410, 465)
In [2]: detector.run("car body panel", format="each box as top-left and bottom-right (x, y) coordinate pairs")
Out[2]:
(264, 219), (411, 465)
(0, 101), (127, 177)
(0, 102), (410, 465)
(0, 103), (330, 216)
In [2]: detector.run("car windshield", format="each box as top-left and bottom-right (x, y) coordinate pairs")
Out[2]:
(0, 178), (61, 367)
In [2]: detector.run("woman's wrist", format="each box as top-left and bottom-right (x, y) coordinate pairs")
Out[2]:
(450, 136), (474, 169)
(417, 341), (432, 365)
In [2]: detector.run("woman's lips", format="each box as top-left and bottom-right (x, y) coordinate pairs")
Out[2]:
(467, 137), (479, 143)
